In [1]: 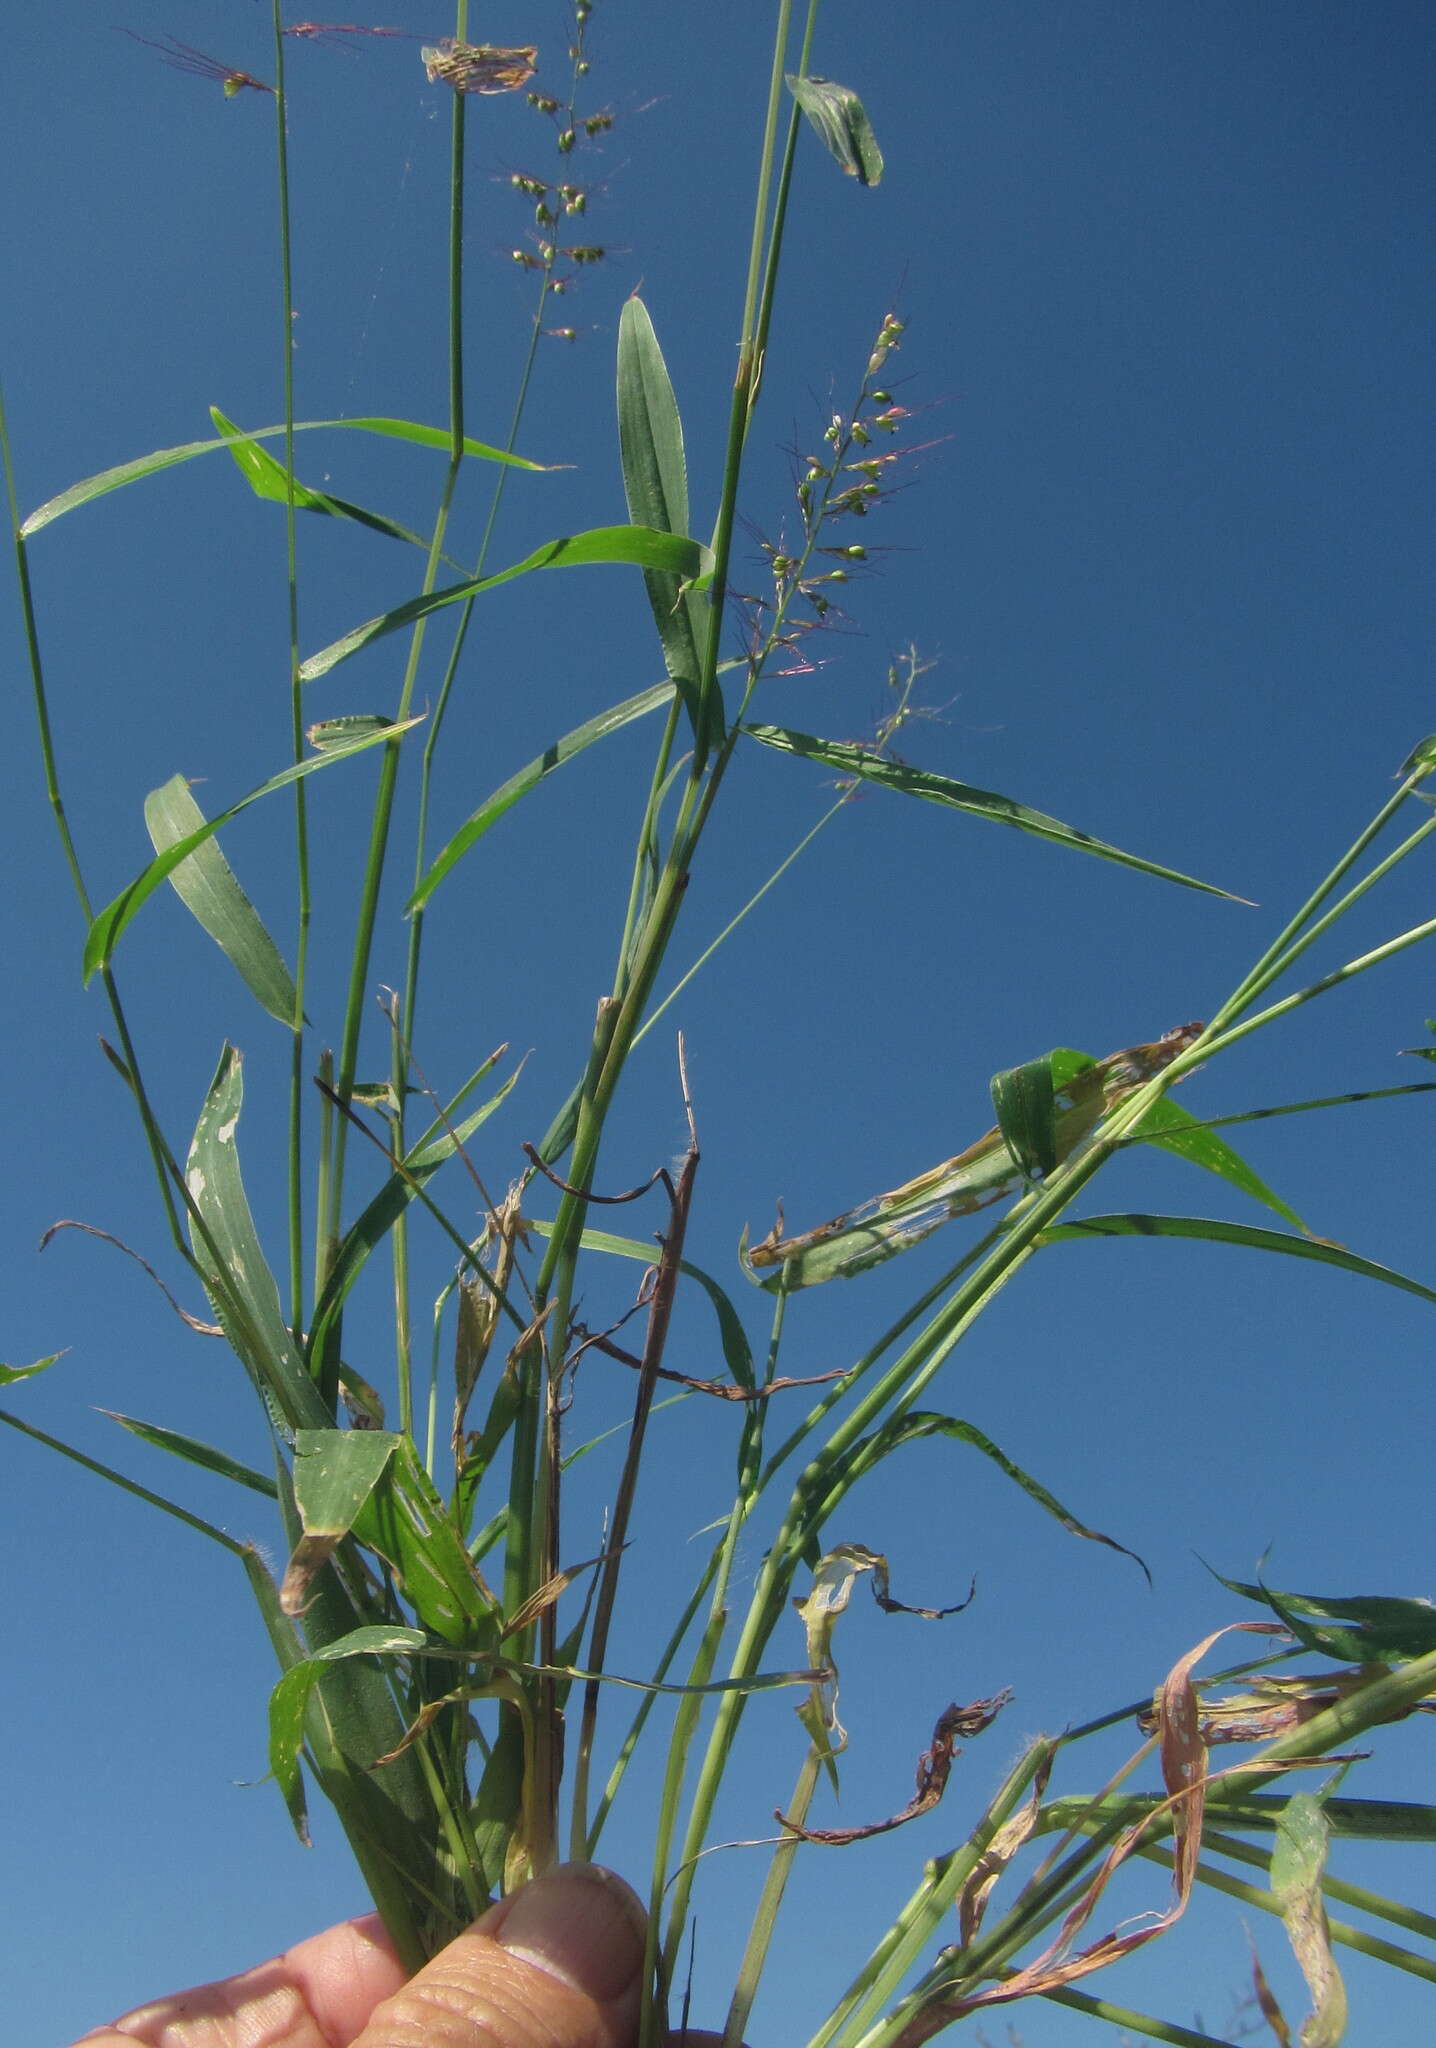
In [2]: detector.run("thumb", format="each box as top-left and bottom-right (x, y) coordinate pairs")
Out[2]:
(354, 1863), (648, 2048)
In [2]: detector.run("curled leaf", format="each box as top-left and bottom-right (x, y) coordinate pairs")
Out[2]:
(777, 1692), (1011, 1845)
(786, 75), (884, 185)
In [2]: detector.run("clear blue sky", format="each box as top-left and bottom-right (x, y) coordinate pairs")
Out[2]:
(4, 5), (1435, 2044)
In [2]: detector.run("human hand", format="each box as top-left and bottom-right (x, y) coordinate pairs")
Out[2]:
(75, 1862), (721, 2048)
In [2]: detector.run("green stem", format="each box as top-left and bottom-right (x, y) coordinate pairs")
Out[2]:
(266, 5), (311, 1337)
(724, 1752), (818, 2048)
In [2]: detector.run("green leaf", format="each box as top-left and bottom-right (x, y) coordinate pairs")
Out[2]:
(305, 1052), (522, 1371)
(1398, 734), (1436, 779)
(83, 715), (419, 979)
(281, 1430), (401, 1615)
(991, 1052), (1058, 1180)
(283, 1429), (501, 1651)
(616, 299), (711, 744)
(0, 1354), (64, 1386)
(1213, 1573), (1436, 1664)
(102, 1410), (279, 1497)
(209, 407), (441, 552)
(1130, 1096), (1309, 1234)
(298, 525), (712, 683)
(268, 1467), (445, 1962)
(1038, 1212), (1436, 1307)
(268, 1622), (428, 1842)
(408, 681), (676, 912)
(352, 1434), (502, 1649)
(743, 724), (1243, 898)
(186, 1045), (332, 1435)
(816, 1410), (1148, 1580)
(306, 715), (398, 752)
(23, 415), (553, 536)
(144, 774), (299, 1025)
(0, 1404), (253, 1552)
(786, 75), (884, 186)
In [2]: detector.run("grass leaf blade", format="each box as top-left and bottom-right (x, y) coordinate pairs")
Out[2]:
(408, 681), (676, 911)
(744, 723), (1244, 898)
(299, 527), (711, 683)
(186, 1045), (332, 1433)
(786, 75), (884, 185)
(102, 1409), (279, 1497)
(1041, 1212), (1436, 1305)
(23, 417), (552, 535)
(1130, 1097), (1310, 1234)
(617, 299), (708, 740)
(268, 1622), (428, 1843)
(84, 716), (420, 978)
(144, 773), (299, 1024)
(209, 406), (439, 550)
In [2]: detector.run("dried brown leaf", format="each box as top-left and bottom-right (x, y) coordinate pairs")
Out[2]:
(893, 1623), (1273, 2046)
(1248, 1934), (1292, 2046)
(777, 1693), (1012, 1845)
(957, 1751), (1055, 1948)
(39, 1219), (221, 1335)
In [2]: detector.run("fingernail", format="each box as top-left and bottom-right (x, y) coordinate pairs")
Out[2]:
(477, 1863), (647, 2005)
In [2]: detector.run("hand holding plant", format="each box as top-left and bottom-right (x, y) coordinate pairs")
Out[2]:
(9, 8), (1436, 2045)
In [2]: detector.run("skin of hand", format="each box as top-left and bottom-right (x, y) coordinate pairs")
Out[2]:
(74, 1862), (725, 2048)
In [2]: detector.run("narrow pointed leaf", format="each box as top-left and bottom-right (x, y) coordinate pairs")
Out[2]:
(819, 1409), (1148, 1578)
(84, 716), (419, 979)
(0, 1354), (64, 1386)
(102, 1410), (278, 1497)
(268, 1623), (428, 1841)
(186, 1045), (332, 1433)
(352, 1434), (502, 1649)
(144, 773), (298, 1024)
(787, 75), (884, 186)
(1213, 1573), (1436, 1663)
(617, 299), (710, 741)
(744, 724), (1242, 898)
(408, 681), (675, 911)
(23, 416), (552, 535)
(1130, 1095), (1309, 1233)
(0, 1404), (250, 1552)
(1398, 734), (1436, 778)
(299, 526), (712, 682)
(209, 407), (439, 551)
(1039, 1212), (1436, 1306)
(305, 1053), (521, 1369)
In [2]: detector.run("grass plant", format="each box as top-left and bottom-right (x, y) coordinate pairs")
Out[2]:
(7, 6), (1436, 2043)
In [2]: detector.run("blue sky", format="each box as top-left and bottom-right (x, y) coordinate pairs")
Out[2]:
(4, 4), (1435, 2044)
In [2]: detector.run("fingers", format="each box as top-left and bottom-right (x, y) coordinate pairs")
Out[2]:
(78, 1864), (691, 2048)
(352, 1864), (647, 2048)
(76, 1913), (407, 2048)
